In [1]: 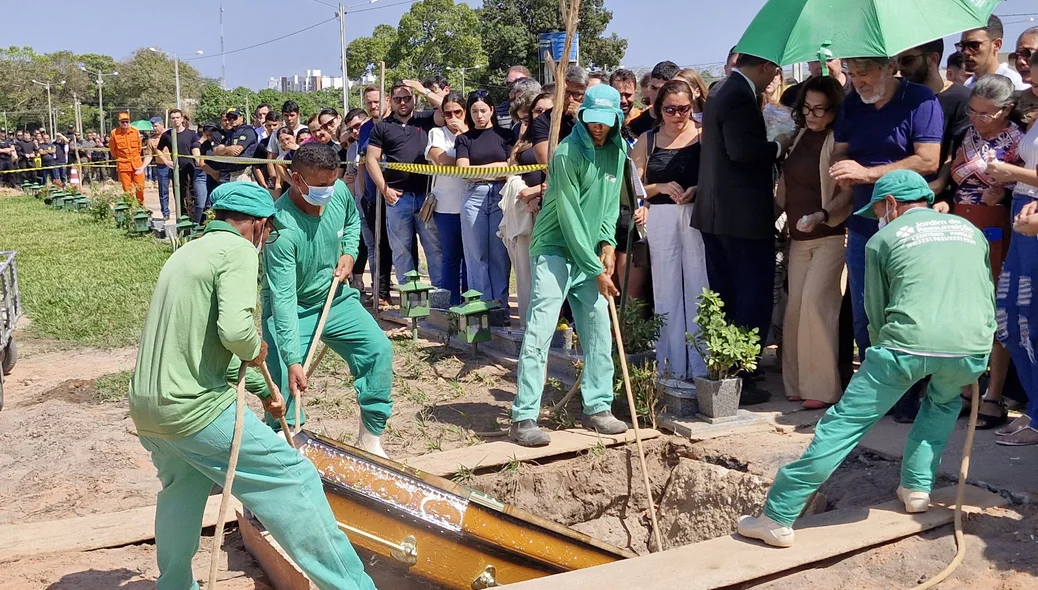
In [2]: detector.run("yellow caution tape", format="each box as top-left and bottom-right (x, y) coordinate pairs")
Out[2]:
(384, 162), (546, 179)
(0, 160), (121, 175)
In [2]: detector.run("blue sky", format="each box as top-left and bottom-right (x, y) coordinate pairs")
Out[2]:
(5, 0), (1037, 89)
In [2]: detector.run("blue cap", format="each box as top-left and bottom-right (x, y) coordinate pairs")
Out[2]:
(149, 116), (163, 125)
(578, 85), (622, 128)
(210, 182), (276, 219)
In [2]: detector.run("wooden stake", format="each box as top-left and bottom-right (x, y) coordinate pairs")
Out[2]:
(296, 275), (342, 434)
(258, 363), (295, 448)
(607, 295), (664, 553)
(208, 368), (247, 590)
(546, 0), (582, 161)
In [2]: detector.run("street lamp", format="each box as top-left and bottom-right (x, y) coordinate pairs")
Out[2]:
(446, 65), (481, 96)
(79, 65), (118, 137)
(149, 47), (204, 109)
(30, 79), (65, 138)
(312, 0), (379, 113)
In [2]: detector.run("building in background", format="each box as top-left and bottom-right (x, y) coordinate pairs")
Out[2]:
(268, 69), (344, 93)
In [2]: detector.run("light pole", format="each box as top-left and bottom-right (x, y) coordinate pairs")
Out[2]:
(447, 65), (481, 96)
(31, 79), (64, 137)
(150, 48), (204, 109)
(313, 0), (379, 113)
(79, 65), (118, 137)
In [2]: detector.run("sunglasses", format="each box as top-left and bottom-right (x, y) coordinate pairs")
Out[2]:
(955, 40), (985, 53)
(565, 89), (585, 100)
(264, 221), (280, 245)
(662, 104), (692, 117)
(391, 95), (414, 104)
(443, 108), (465, 119)
(469, 90), (490, 100)
(1011, 48), (1035, 61)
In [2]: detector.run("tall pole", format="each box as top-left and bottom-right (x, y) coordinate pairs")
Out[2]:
(174, 54), (182, 109)
(220, 3), (226, 90)
(45, 85), (54, 138)
(339, 3), (349, 112)
(460, 69), (466, 96)
(98, 76), (105, 138)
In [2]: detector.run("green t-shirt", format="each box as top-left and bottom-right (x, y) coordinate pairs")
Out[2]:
(130, 222), (265, 440)
(864, 207), (996, 356)
(529, 141), (624, 277)
(262, 180), (361, 367)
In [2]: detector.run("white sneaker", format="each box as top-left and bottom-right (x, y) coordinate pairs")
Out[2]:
(897, 486), (930, 513)
(737, 514), (794, 548)
(356, 424), (388, 459)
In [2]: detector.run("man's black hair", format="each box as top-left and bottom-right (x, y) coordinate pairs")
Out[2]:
(255, 103), (271, 115)
(265, 111), (282, 123)
(981, 14), (1005, 40)
(345, 108), (367, 123)
(319, 107), (340, 119)
(281, 100), (300, 114)
(609, 68), (637, 87)
(588, 70), (608, 83)
(728, 46), (738, 59)
(422, 74), (448, 90)
(650, 60), (680, 81)
(214, 209), (261, 222)
(917, 38), (945, 60)
(947, 51), (965, 69)
(290, 141), (340, 172)
(735, 53), (771, 68)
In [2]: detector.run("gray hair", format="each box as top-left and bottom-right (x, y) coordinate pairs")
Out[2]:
(509, 77), (542, 96)
(846, 57), (896, 70)
(971, 74), (1018, 110)
(565, 64), (588, 87)
(510, 91), (540, 123)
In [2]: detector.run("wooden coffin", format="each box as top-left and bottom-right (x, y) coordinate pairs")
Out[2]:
(295, 431), (635, 589)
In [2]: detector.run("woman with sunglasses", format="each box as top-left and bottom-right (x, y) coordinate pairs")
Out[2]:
(775, 76), (850, 409)
(631, 79), (709, 382)
(945, 74), (1027, 433)
(456, 90), (515, 310)
(425, 92), (470, 306)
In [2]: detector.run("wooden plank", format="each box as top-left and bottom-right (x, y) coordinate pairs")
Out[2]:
(501, 485), (1006, 589)
(237, 512), (314, 590)
(0, 495), (241, 563)
(404, 428), (659, 477)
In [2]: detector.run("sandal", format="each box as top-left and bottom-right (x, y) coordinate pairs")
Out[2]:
(995, 414), (1031, 437)
(974, 400), (1009, 430)
(995, 425), (1038, 446)
(801, 400), (832, 410)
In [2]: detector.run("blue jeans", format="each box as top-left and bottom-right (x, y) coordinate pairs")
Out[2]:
(461, 182), (511, 304)
(156, 165), (172, 217)
(385, 192), (442, 286)
(192, 169), (210, 223)
(845, 230), (871, 361)
(433, 211), (468, 305)
(997, 195), (1038, 429)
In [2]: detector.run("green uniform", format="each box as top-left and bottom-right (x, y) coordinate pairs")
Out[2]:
(762, 208), (995, 527)
(513, 93), (627, 423)
(130, 219), (376, 590)
(262, 180), (393, 434)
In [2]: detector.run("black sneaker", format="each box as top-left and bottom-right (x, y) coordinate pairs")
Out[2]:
(509, 420), (551, 447)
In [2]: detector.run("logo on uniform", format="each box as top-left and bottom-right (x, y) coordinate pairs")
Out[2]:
(605, 173), (616, 183)
(896, 226), (915, 239)
(239, 135), (247, 141)
(594, 98), (613, 107)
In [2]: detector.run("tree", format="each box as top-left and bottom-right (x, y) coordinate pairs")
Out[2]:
(109, 48), (203, 116)
(477, 0), (627, 85)
(347, 24), (398, 82)
(389, 0), (486, 83)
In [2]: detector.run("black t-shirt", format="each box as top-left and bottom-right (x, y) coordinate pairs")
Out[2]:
(0, 139), (13, 161)
(627, 109), (655, 137)
(157, 128), (202, 169)
(530, 108), (576, 147)
(455, 127), (514, 166)
(516, 145), (544, 187)
(936, 83), (971, 166)
(40, 142), (57, 164)
(369, 109), (438, 194)
(16, 139), (36, 158)
(53, 140), (67, 164)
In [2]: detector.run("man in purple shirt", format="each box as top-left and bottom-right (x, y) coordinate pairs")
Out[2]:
(830, 57), (943, 359)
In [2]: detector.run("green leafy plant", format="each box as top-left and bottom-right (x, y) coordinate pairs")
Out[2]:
(615, 299), (665, 356)
(613, 359), (663, 428)
(688, 289), (761, 380)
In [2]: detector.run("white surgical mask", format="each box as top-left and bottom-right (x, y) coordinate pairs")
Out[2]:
(300, 178), (335, 207)
(877, 204), (892, 229)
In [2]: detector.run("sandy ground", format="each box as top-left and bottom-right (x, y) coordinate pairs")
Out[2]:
(1, 324), (1036, 588)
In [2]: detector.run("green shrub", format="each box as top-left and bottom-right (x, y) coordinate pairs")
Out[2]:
(615, 298), (665, 356)
(687, 289), (761, 380)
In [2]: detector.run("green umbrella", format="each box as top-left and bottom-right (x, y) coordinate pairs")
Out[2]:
(130, 120), (153, 132)
(736, 0), (1000, 67)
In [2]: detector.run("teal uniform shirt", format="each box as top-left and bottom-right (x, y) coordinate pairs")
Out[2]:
(864, 207), (996, 356)
(262, 180), (362, 367)
(130, 221), (265, 440)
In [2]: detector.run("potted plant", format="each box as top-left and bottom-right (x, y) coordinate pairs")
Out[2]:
(687, 289), (761, 420)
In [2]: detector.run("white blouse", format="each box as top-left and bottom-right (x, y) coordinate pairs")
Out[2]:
(425, 127), (467, 214)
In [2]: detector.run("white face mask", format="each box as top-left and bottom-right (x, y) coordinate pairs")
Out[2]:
(877, 204), (892, 229)
(298, 176), (335, 207)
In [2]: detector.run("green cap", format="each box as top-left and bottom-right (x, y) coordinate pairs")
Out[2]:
(854, 170), (934, 219)
(579, 84), (623, 128)
(210, 182), (276, 219)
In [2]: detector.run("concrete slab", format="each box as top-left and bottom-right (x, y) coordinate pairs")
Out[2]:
(860, 414), (1038, 502)
(501, 484), (1007, 590)
(659, 410), (770, 441)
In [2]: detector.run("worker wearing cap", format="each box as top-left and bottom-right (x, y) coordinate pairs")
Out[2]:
(110, 112), (145, 202)
(262, 142), (394, 457)
(510, 85), (631, 447)
(207, 108), (258, 186)
(738, 170), (995, 548)
(130, 182), (376, 590)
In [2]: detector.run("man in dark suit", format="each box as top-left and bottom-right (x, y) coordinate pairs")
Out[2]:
(692, 53), (792, 395)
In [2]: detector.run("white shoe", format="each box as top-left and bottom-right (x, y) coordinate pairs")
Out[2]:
(737, 514), (794, 548)
(897, 486), (930, 513)
(356, 424), (388, 459)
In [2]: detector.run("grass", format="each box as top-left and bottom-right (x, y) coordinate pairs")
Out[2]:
(94, 370), (133, 403)
(0, 193), (171, 348)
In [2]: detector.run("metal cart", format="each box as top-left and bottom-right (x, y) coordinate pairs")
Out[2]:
(0, 251), (23, 411)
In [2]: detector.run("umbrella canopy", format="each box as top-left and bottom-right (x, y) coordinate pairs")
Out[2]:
(129, 120), (153, 132)
(735, 0), (1001, 65)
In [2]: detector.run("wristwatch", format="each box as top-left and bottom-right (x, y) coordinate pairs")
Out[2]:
(819, 208), (830, 222)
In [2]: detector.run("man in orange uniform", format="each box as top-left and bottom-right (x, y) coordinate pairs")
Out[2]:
(110, 111), (145, 203)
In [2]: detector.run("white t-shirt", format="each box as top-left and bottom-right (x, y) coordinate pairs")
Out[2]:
(425, 126), (466, 214)
(268, 123), (308, 157)
(964, 62), (1029, 92)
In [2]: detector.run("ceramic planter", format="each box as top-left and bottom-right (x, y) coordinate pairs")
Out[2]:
(693, 377), (742, 419)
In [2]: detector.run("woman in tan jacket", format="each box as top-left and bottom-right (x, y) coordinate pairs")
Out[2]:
(775, 76), (851, 408)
